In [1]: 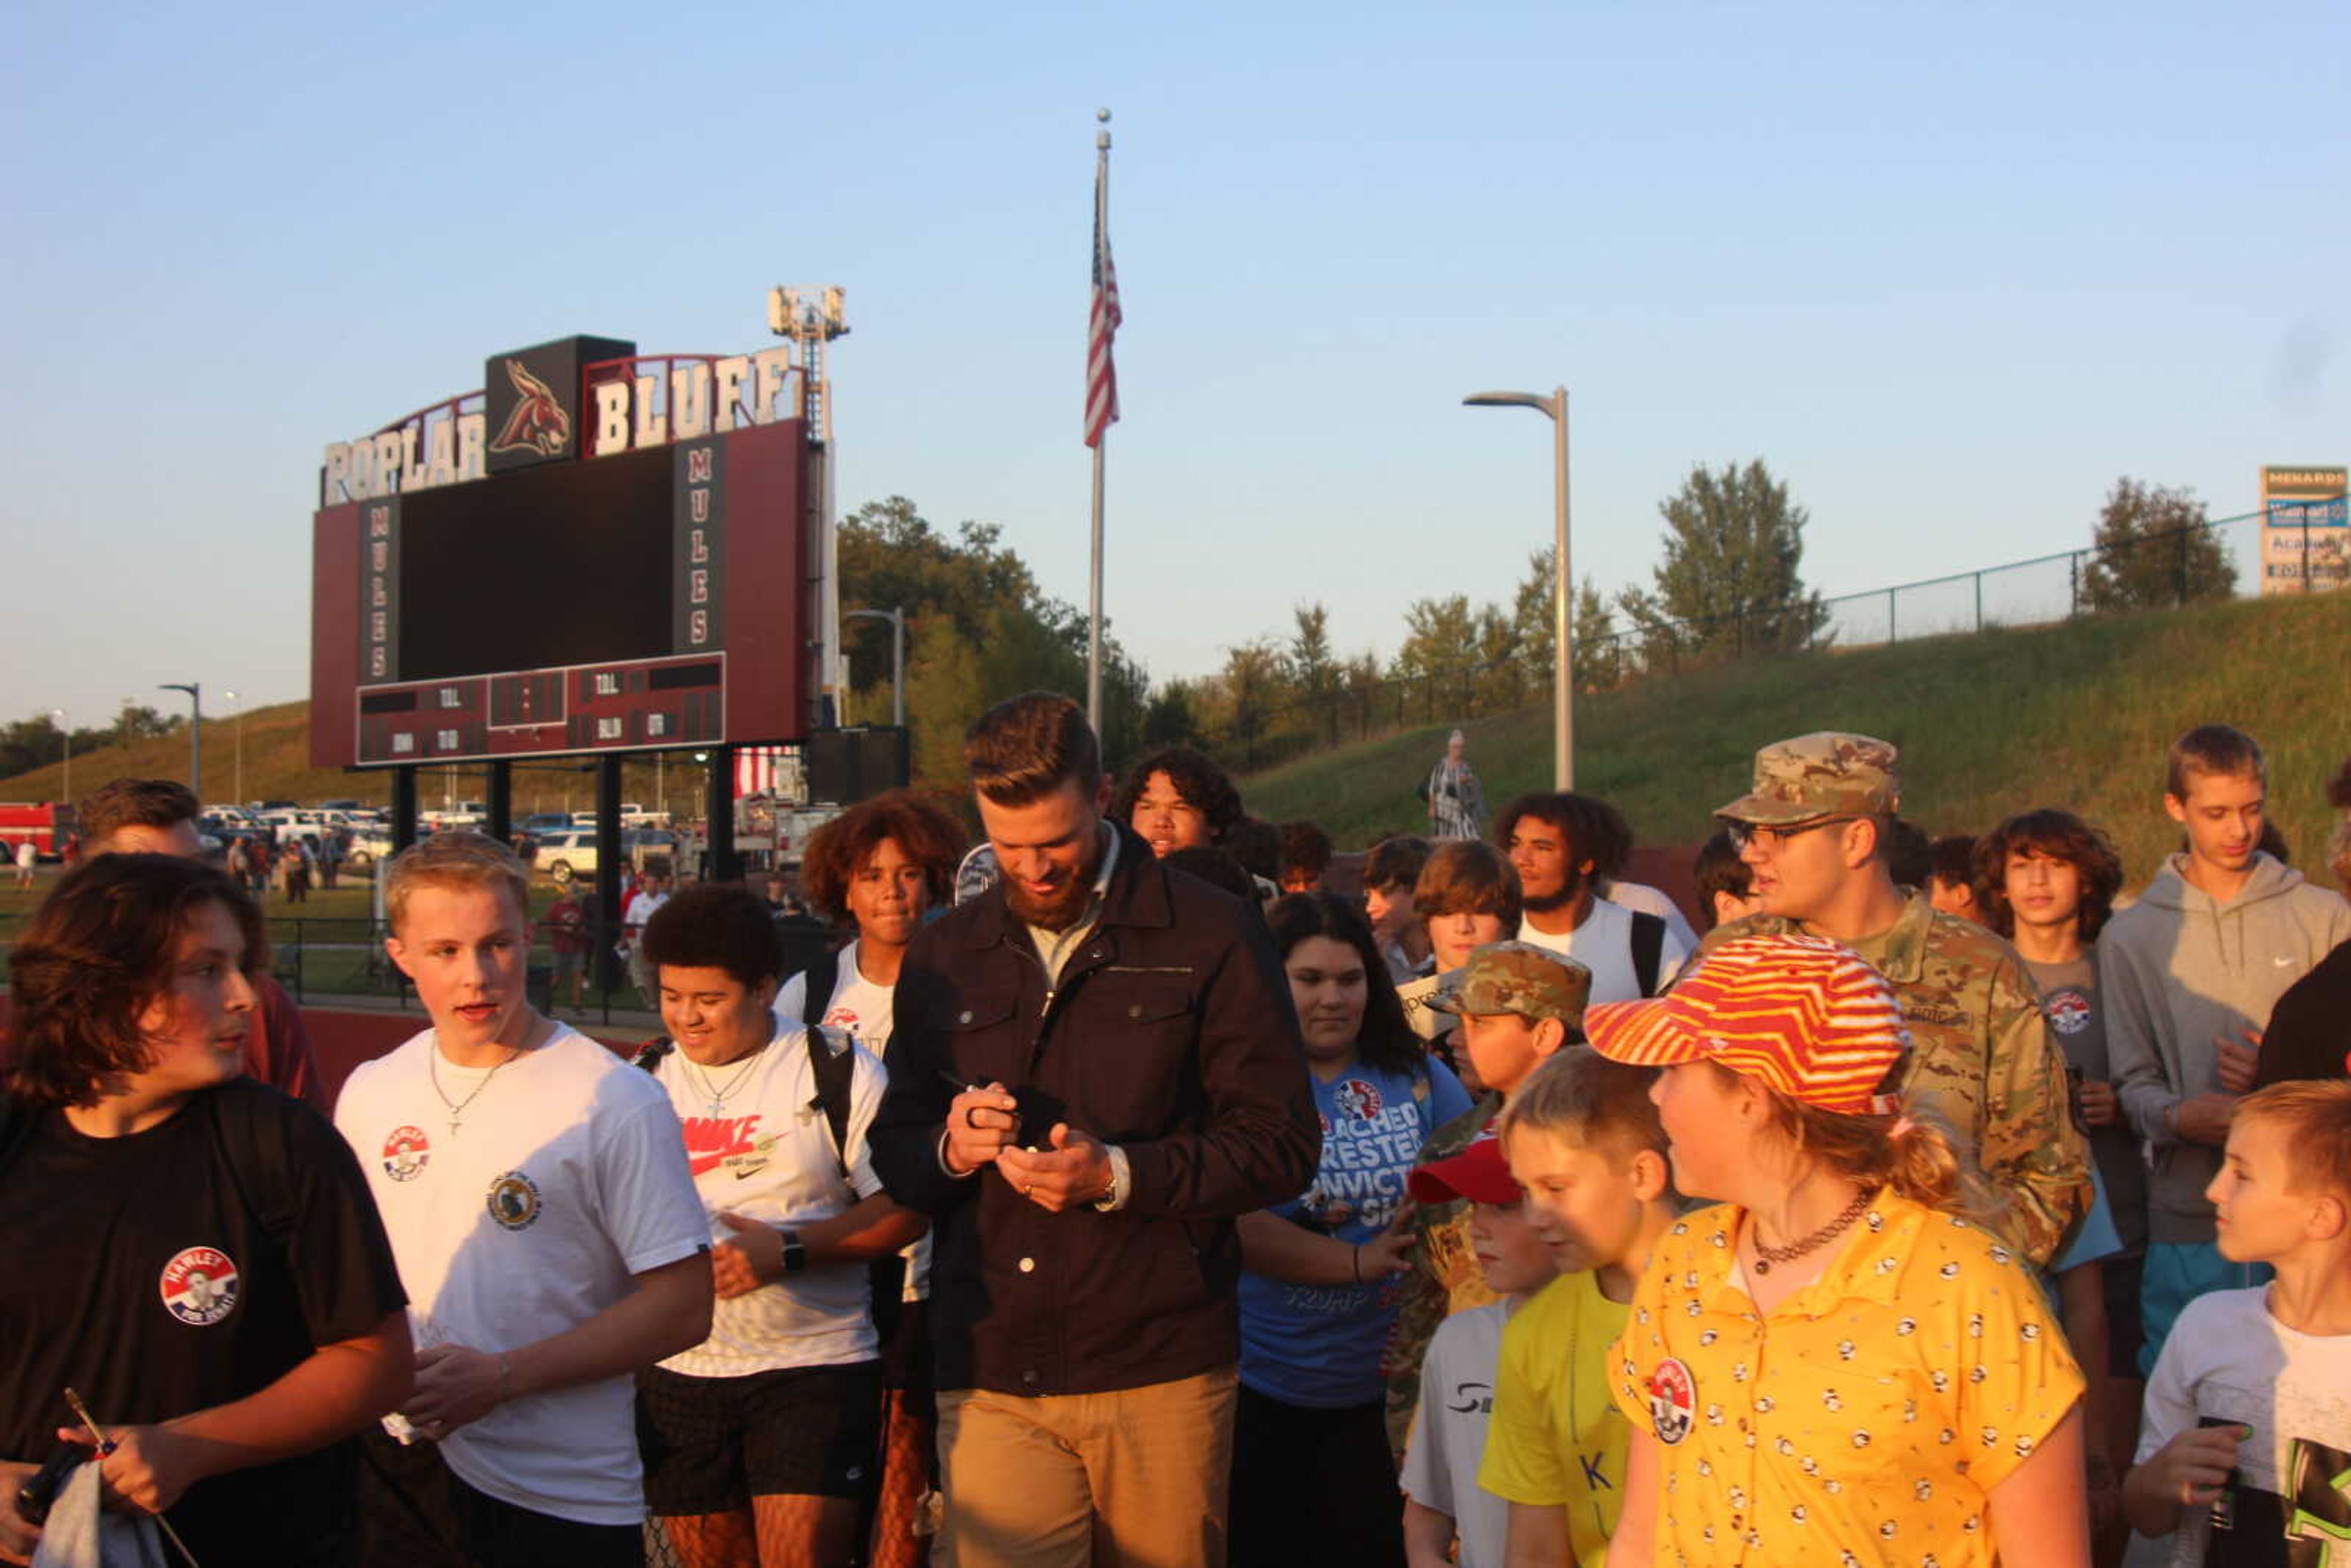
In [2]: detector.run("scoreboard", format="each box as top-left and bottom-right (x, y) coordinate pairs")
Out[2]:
(310, 333), (811, 770)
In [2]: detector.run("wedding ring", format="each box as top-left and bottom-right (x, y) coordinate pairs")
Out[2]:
(1023, 1184), (1034, 1197)
(965, 1105), (984, 1129)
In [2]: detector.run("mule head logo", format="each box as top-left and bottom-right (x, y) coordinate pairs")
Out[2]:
(489, 359), (572, 457)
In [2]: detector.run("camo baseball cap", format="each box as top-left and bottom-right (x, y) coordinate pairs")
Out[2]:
(1425, 940), (1592, 1026)
(1714, 731), (1902, 827)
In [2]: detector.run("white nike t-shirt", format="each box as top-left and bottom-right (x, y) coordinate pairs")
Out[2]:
(334, 1024), (709, 1526)
(645, 1025), (888, 1376)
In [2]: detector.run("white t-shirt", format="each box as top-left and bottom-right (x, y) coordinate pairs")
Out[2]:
(1600, 879), (1700, 956)
(1401, 1302), (1511, 1568)
(1517, 895), (1689, 1005)
(774, 940), (928, 1302)
(622, 890), (669, 933)
(334, 1024), (708, 1526)
(2136, 1285), (2351, 1567)
(645, 1025), (888, 1377)
(773, 938), (898, 1054)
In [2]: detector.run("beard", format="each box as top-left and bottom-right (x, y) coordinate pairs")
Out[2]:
(1521, 864), (1586, 914)
(1003, 865), (1097, 931)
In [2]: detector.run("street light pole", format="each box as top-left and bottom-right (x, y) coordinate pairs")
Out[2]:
(159, 682), (203, 800)
(223, 690), (242, 806)
(50, 709), (70, 806)
(1463, 388), (1573, 789)
(845, 607), (907, 726)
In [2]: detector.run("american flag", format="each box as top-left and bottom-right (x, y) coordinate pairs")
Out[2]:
(1086, 173), (1122, 449)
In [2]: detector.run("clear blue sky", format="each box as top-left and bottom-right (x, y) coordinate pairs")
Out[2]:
(4, 0), (2344, 733)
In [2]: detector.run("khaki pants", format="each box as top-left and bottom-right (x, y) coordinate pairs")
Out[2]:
(934, 1367), (1237, 1568)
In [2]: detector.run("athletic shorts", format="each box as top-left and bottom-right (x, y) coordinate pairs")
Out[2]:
(552, 948), (585, 978)
(637, 1360), (882, 1514)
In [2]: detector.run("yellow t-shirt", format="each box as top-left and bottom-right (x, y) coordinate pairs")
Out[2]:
(1479, 1269), (1630, 1566)
(1608, 1191), (2082, 1567)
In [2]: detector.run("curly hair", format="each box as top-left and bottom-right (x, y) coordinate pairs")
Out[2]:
(1108, 747), (1246, 846)
(1266, 892), (1422, 1076)
(1492, 792), (1631, 878)
(1971, 809), (2125, 943)
(798, 789), (967, 923)
(642, 882), (786, 990)
(7, 853), (264, 1109)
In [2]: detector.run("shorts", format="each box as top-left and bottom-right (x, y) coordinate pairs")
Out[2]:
(637, 1360), (882, 1515)
(552, 948), (585, 979)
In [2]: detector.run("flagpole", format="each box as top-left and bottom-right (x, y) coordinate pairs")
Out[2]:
(1086, 109), (1111, 735)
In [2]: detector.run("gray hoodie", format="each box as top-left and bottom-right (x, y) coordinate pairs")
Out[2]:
(2101, 851), (2351, 1244)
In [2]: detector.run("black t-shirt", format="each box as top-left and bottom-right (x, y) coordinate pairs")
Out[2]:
(2254, 940), (2351, 1088)
(0, 1079), (406, 1562)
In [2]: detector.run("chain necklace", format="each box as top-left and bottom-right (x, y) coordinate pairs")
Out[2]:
(1750, 1190), (1873, 1275)
(428, 1016), (548, 1136)
(430, 1045), (519, 1138)
(686, 1043), (770, 1119)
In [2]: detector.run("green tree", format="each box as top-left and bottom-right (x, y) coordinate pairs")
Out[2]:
(1142, 680), (1203, 748)
(1287, 603), (1338, 743)
(2078, 477), (2238, 614)
(1617, 459), (1828, 658)
(1572, 577), (1622, 691)
(1392, 595), (1476, 679)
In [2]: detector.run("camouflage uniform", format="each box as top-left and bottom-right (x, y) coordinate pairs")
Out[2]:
(1380, 942), (1591, 1454)
(1707, 732), (2093, 1267)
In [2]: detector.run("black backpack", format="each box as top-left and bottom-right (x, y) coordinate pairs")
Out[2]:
(1630, 910), (1667, 999)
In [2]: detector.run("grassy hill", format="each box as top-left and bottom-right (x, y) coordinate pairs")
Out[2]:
(1, 700), (705, 820)
(1240, 590), (2351, 882)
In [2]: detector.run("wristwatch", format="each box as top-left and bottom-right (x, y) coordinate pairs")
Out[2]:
(778, 1229), (808, 1274)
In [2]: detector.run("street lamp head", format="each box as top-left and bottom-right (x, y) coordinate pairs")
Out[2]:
(1463, 390), (1559, 417)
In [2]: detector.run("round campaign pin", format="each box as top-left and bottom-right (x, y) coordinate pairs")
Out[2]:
(1649, 1356), (1698, 1446)
(159, 1246), (241, 1327)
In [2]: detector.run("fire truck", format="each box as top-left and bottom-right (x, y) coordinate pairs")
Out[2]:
(0, 803), (77, 860)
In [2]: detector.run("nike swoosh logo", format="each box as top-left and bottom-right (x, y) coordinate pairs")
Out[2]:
(2274, 956), (2298, 967)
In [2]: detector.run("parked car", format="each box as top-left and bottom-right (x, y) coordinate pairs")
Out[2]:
(535, 830), (599, 885)
(521, 812), (574, 835)
(344, 827), (397, 869)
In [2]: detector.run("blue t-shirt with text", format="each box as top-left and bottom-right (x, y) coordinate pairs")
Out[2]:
(1239, 1055), (1471, 1408)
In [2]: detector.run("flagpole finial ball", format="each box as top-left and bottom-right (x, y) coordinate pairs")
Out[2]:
(1097, 107), (1111, 122)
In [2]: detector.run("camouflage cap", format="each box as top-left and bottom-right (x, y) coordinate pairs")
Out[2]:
(1714, 731), (1902, 827)
(1425, 940), (1592, 1025)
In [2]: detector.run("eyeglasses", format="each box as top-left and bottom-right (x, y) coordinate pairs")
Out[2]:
(1727, 817), (1855, 852)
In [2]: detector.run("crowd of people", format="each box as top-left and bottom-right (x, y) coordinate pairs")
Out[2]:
(1, 698), (2347, 1568)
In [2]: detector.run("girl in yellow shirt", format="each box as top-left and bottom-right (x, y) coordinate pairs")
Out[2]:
(1587, 933), (2090, 1567)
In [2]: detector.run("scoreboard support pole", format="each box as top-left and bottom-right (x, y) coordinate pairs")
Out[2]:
(703, 743), (739, 885)
(391, 767), (419, 857)
(486, 762), (513, 846)
(594, 756), (626, 997)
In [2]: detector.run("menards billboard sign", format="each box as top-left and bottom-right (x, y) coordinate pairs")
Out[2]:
(2259, 465), (2348, 596)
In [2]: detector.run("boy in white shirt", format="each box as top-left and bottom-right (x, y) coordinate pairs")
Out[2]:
(2124, 1080), (2351, 1564)
(336, 831), (712, 1567)
(1399, 1136), (1560, 1568)
(638, 883), (924, 1567)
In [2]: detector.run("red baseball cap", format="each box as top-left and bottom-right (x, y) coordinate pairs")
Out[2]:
(1406, 1133), (1520, 1206)
(1582, 934), (1909, 1115)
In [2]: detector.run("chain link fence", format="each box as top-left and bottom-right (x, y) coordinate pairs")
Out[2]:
(1231, 508), (2331, 773)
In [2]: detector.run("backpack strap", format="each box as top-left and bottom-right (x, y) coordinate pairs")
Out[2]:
(805, 1024), (858, 1187)
(793, 948), (842, 1028)
(201, 1088), (301, 1247)
(631, 1037), (676, 1075)
(1630, 910), (1667, 999)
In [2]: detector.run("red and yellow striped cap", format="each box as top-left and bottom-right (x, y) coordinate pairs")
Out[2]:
(1582, 934), (1909, 1114)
